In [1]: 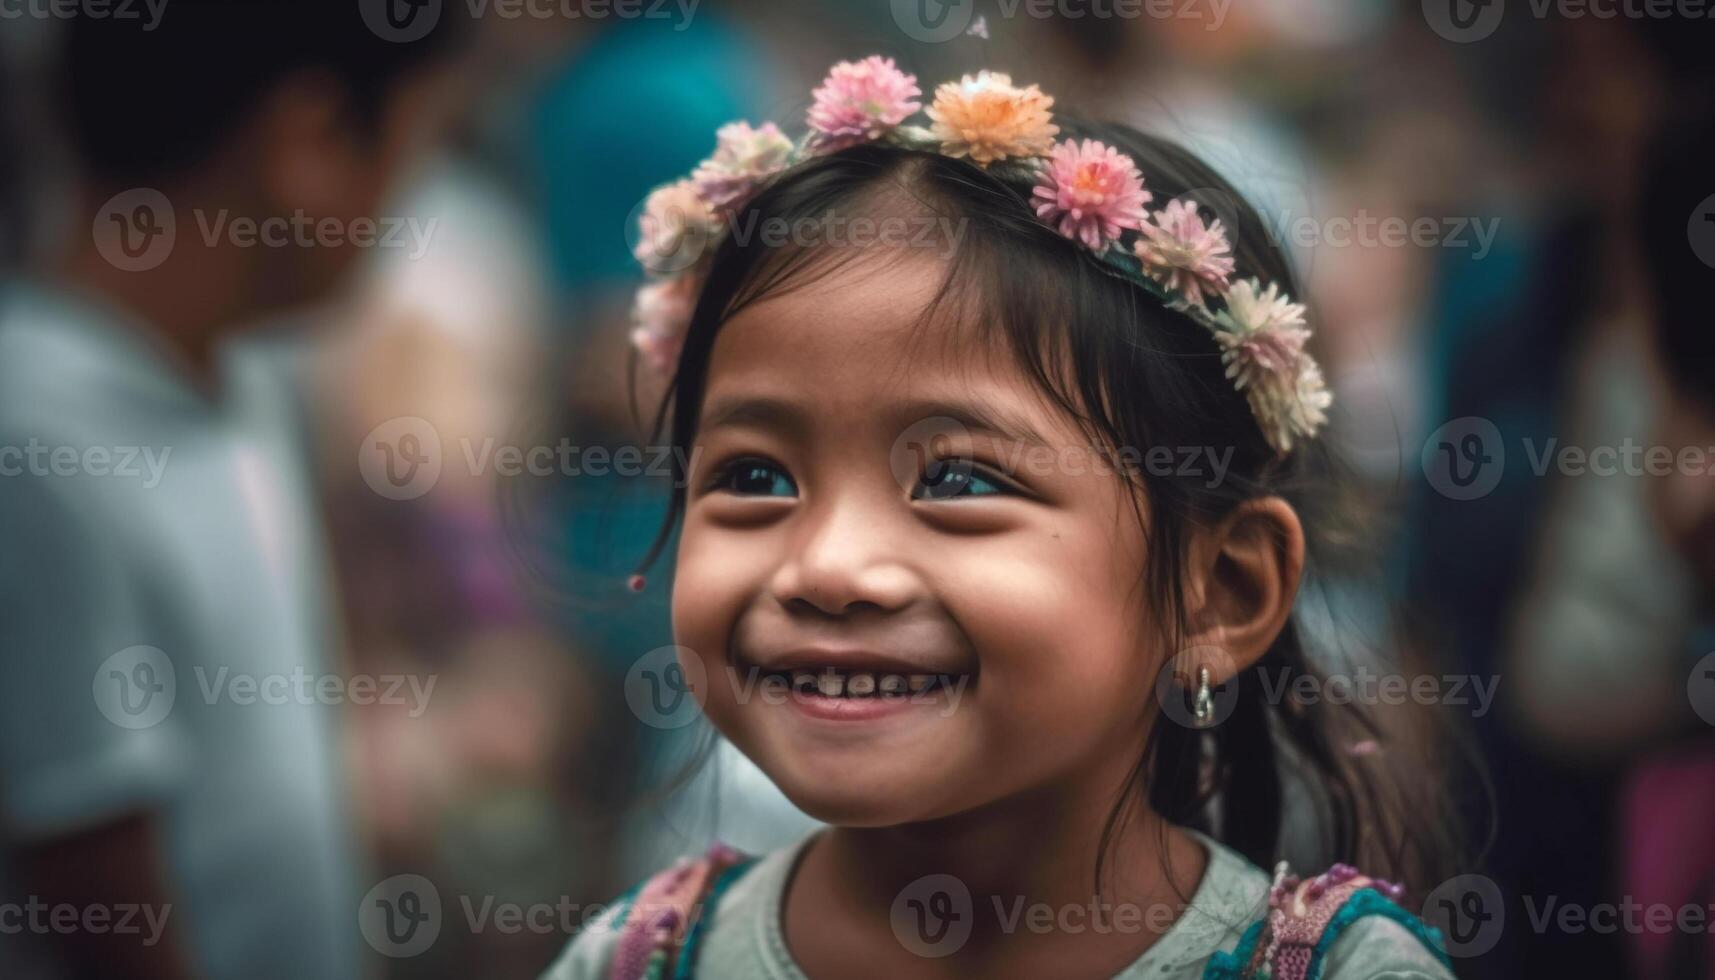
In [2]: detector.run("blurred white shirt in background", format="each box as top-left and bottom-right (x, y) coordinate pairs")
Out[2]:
(0, 282), (363, 980)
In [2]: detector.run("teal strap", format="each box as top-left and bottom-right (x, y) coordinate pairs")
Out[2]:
(1304, 888), (1451, 980)
(1202, 918), (1268, 979)
(1200, 888), (1451, 980)
(670, 856), (760, 980)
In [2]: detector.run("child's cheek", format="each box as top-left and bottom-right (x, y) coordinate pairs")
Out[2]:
(940, 527), (1155, 745)
(671, 520), (768, 712)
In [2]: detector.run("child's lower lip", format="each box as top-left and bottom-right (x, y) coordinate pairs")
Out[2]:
(785, 691), (944, 722)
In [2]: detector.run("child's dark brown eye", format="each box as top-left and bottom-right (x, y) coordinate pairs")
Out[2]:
(913, 458), (1008, 500)
(711, 457), (797, 497)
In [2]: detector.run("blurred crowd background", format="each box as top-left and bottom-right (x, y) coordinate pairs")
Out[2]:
(1, 1), (1714, 978)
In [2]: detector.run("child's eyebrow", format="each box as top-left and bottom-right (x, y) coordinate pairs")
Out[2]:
(895, 399), (1054, 451)
(699, 395), (1053, 450)
(699, 396), (810, 440)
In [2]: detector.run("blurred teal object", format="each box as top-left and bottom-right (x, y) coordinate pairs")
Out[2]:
(548, 468), (677, 672)
(531, 14), (779, 295)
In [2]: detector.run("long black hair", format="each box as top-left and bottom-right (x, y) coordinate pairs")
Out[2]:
(631, 119), (1472, 894)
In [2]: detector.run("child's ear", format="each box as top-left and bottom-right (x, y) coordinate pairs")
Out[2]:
(1181, 497), (1305, 682)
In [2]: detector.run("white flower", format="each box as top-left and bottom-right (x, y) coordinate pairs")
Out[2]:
(1211, 278), (1327, 453)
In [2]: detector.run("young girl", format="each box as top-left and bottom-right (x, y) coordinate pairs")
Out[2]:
(547, 56), (1462, 980)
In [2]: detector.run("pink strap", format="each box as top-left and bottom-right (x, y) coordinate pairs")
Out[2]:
(1245, 863), (1408, 980)
(607, 844), (745, 980)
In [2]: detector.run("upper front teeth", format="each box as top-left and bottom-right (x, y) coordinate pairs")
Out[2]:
(788, 669), (953, 697)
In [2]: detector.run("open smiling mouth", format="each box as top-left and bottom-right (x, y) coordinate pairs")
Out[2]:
(752, 667), (972, 699)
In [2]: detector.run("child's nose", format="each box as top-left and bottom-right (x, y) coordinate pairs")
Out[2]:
(769, 496), (920, 617)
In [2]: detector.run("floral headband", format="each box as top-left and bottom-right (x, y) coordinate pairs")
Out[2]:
(629, 56), (1331, 455)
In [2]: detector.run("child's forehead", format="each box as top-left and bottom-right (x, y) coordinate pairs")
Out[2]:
(718, 254), (994, 360)
(703, 256), (1081, 438)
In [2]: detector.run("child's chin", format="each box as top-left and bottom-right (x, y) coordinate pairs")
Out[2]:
(787, 793), (926, 828)
(770, 771), (947, 827)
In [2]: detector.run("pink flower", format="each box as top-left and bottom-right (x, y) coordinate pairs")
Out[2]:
(1030, 139), (1150, 252)
(634, 179), (717, 275)
(807, 56), (922, 153)
(691, 121), (795, 216)
(1134, 199), (1236, 307)
(630, 276), (699, 374)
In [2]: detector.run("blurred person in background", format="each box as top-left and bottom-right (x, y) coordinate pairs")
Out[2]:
(1469, 15), (1715, 979)
(1621, 81), (1715, 980)
(1402, 13), (1690, 977)
(0, 3), (463, 978)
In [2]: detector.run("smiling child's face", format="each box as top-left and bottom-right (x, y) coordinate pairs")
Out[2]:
(672, 252), (1172, 827)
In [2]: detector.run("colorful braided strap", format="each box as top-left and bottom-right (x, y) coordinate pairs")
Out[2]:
(1204, 863), (1450, 980)
(606, 843), (754, 980)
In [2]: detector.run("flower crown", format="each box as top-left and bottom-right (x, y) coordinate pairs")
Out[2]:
(630, 56), (1331, 454)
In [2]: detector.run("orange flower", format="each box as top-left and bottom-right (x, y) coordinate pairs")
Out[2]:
(926, 71), (1058, 165)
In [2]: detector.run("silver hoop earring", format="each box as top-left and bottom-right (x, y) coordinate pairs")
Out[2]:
(1191, 666), (1214, 728)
